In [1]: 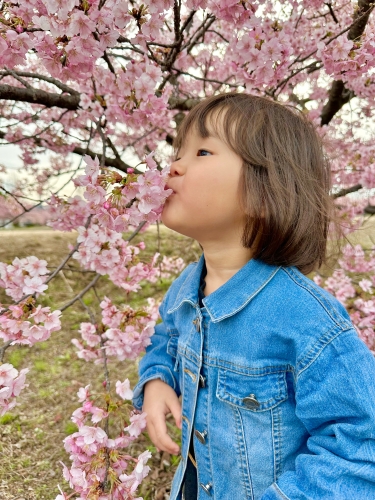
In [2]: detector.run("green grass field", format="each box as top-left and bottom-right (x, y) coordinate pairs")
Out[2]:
(0, 225), (200, 500)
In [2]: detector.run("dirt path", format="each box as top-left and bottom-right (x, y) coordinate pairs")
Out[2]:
(0, 219), (373, 247)
(0, 228), (71, 237)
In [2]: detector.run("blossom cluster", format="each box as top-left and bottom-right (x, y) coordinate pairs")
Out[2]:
(155, 255), (186, 279)
(0, 363), (29, 417)
(72, 297), (156, 363)
(228, 18), (292, 88)
(0, 298), (62, 346)
(1, 0), (130, 78)
(48, 194), (91, 232)
(57, 382), (150, 499)
(72, 224), (159, 292)
(0, 255), (61, 417)
(72, 154), (172, 232)
(314, 244), (375, 352)
(0, 256), (49, 301)
(317, 32), (375, 91)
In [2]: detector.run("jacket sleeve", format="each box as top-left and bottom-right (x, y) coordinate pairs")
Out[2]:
(132, 291), (180, 411)
(261, 328), (375, 500)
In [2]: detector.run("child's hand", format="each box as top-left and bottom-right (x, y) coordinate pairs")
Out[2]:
(143, 378), (182, 455)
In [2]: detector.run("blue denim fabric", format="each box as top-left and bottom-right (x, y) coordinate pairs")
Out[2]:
(133, 255), (375, 500)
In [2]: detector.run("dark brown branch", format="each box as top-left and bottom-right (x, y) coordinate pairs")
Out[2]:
(171, 67), (239, 88)
(348, 0), (374, 40)
(206, 29), (229, 43)
(106, 136), (125, 166)
(161, 2), (188, 72)
(46, 240), (83, 285)
(0, 185), (28, 211)
(0, 199), (44, 229)
(321, 81), (355, 125)
(0, 83), (80, 110)
(168, 96), (199, 111)
(364, 205), (375, 214)
(183, 15), (216, 54)
(116, 36), (145, 55)
(333, 183), (362, 198)
(0, 70), (79, 95)
(103, 50), (115, 74)
(320, 0), (374, 125)
(324, 2), (339, 23)
(72, 145), (138, 173)
(0, 340), (12, 363)
(3, 68), (32, 89)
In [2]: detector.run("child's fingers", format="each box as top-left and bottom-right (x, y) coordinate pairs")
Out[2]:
(149, 412), (180, 455)
(168, 396), (182, 430)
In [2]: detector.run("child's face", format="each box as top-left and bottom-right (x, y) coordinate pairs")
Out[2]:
(162, 120), (245, 244)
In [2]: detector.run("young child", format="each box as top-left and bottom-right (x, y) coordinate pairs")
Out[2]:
(132, 92), (375, 500)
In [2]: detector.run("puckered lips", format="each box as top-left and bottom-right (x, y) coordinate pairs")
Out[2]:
(164, 183), (177, 196)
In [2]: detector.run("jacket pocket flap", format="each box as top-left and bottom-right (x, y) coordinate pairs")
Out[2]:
(217, 369), (288, 411)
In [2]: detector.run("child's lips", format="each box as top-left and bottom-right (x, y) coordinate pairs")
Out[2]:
(165, 184), (176, 195)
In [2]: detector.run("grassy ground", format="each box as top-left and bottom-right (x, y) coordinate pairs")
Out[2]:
(0, 220), (373, 499)
(0, 225), (201, 500)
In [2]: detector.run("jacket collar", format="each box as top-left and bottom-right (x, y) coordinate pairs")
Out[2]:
(167, 254), (281, 322)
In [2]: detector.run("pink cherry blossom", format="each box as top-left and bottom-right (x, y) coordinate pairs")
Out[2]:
(0, 256), (49, 300)
(124, 412), (147, 437)
(77, 385), (90, 402)
(66, 10), (96, 38)
(0, 364), (29, 416)
(116, 379), (134, 400)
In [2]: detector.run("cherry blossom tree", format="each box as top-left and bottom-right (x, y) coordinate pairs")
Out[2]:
(0, 0), (375, 498)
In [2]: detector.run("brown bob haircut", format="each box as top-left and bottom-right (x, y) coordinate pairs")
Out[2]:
(172, 91), (335, 275)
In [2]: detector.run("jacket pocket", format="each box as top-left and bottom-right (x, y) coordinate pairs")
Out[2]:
(216, 368), (288, 411)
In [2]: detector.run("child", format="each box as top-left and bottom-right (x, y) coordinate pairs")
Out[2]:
(132, 92), (375, 500)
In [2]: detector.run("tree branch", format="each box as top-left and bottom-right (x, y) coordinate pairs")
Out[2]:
(320, 0), (374, 125)
(0, 185), (28, 211)
(60, 274), (101, 312)
(0, 340), (12, 363)
(0, 83), (80, 110)
(168, 96), (199, 110)
(72, 145), (139, 173)
(333, 183), (362, 198)
(0, 70), (79, 95)
(0, 130), (137, 174)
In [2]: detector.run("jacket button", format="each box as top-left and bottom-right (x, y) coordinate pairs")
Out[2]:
(194, 429), (207, 444)
(192, 318), (200, 332)
(242, 394), (260, 409)
(200, 483), (213, 495)
(199, 374), (206, 388)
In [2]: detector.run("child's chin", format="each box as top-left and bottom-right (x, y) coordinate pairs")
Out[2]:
(161, 216), (192, 239)
(160, 212), (177, 231)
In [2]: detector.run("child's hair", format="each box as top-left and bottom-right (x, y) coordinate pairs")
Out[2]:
(173, 91), (339, 275)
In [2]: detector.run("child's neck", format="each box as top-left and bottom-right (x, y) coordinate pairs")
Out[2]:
(201, 244), (253, 296)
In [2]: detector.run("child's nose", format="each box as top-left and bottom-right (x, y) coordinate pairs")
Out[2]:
(169, 159), (184, 176)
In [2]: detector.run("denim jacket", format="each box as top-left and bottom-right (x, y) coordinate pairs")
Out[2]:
(133, 255), (375, 500)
